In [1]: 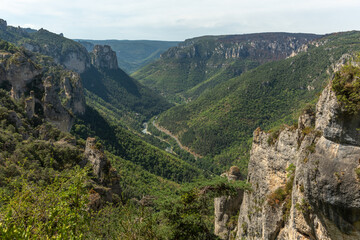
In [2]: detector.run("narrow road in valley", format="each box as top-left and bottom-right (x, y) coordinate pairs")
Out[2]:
(141, 122), (151, 135)
(152, 120), (203, 159)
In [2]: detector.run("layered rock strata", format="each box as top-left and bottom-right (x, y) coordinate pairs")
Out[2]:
(233, 78), (360, 239)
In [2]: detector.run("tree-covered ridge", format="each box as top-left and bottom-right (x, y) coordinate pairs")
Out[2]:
(81, 66), (172, 126)
(156, 31), (360, 171)
(0, 20), (173, 130)
(71, 104), (203, 183)
(0, 88), (176, 239)
(133, 32), (321, 103)
(0, 86), (248, 239)
(22, 29), (90, 62)
(0, 22), (90, 72)
(77, 39), (179, 73)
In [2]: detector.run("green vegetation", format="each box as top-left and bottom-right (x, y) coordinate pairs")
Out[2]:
(81, 66), (172, 129)
(156, 31), (360, 173)
(22, 29), (88, 62)
(332, 64), (360, 114)
(0, 167), (90, 239)
(71, 105), (202, 183)
(0, 40), (18, 53)
(267, 127), (283, 146)
(0, 80), (247, 239)
(306, 143), (316, 153)
(355, 168), (360, 179)
(77, 39), (179, 73)
(133, 33), (320, 103)
(267, 164), (295, 221)
(4, 22), (360, 239)
(295, 199), (312, 215)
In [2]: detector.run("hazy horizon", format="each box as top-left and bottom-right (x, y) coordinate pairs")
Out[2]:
(1, 0), (360, 41)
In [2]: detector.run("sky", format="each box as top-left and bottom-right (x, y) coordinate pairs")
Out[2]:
(1, 0), (360, 41)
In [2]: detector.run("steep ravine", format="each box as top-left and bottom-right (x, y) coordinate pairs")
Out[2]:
(216, 73), (360, 239)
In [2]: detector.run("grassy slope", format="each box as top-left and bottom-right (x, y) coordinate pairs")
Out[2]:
(156, 31), (360, 171)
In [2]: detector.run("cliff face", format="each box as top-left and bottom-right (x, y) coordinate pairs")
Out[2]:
(21, 29), (91, 74)
(134, 33), (322, 101)
(215, 166), (244, 239)
(0, 47), (85, 132)
(162, 33), (320, 62)
(232, 78), (360, 239)
(82, 137), (122, 210)
(0, 20), (91, 74)
(91, 45), (119, 70)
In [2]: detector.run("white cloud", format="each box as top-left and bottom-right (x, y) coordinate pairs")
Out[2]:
(0, 0), (360, 40)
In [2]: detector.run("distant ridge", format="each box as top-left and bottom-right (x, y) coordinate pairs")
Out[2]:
(133, 32), (322, 103)
(76, 39), (179, 73)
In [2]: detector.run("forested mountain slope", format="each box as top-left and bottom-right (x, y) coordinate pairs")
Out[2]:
(81, 45), (172, 129)
(156, 31), (360, 171)
(0, 19), (172, 129)
(77, 39), (179, 73)
(0, 29), (224, 239)
(133, 32), (321, 102)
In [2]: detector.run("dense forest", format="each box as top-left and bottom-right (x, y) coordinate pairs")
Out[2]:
(0, 22), (249, 239)
(1, 18), (360, 239)
(154, 31), (360, 172)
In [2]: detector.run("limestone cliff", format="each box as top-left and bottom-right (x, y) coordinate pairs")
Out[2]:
(215, 166), (244, 239)
(162, 33), (320, 63)
(83, 137), (122, 209)
(231, 76), (360, 239)
(22, 29), (91, 74)
(91, 45), (119, 70)
(0, 19), (91, 74)
(0, 46), (85, 131)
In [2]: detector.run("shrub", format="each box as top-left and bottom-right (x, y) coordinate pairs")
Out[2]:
(332, 64), (360, 114)
(267, 129), (282, 146)
(267, 187), (287, 206)
(355, 168), (360, 179)
(301, 126), (314, 136)
(306, 143), (316, 153)
(268, 164), (296, 208)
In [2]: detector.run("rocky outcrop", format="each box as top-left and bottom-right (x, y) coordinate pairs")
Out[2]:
(316, 82), (360, 146)
(162, 33), (321, 63)
(83, 137), (122, 209)
(0, 19), (91, 74)
(83, 137), (110, 181)
(42, 75), (73, 132)
(234, 77), (360, 239)
(215, 166), (244, 239)
(25, 91), (35, 118)
(62, 51), (90, 73)
(0, 19), (7, 29)
(40, 69), (85, 131)
(21, 29), (91, 74)
(0, 51), (42, 99)
(0, 47), (85, 131)
(91, 45), (119, 70)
